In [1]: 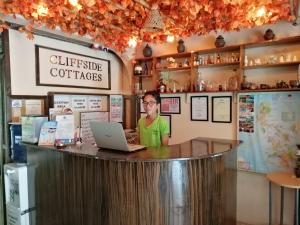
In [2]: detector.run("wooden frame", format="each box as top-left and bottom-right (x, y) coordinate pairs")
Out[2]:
(190, 96), (208, 121)
(212, 96), (232, 123)
(35, 45), (111, 90)
(160, 97), (181, 114)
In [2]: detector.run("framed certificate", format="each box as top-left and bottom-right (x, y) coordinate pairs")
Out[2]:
(160, 97), (181, 114)
(212, 96), (232, 123)
(191, 96), (208, 121)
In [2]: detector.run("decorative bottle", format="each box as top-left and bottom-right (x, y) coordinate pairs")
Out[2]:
(195, 72), (205, 92)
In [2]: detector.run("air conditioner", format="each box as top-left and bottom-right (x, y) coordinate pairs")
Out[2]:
(291, 0), (300, 24)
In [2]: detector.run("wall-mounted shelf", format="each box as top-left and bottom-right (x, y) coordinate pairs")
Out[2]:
(194, 62), (240, 69)
(243, 61), (300, 69)
(133, 35), (300, 94)
(156, 67), (191, 72)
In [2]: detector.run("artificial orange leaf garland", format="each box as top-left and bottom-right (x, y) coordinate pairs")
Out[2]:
(0, 0), (294, 53)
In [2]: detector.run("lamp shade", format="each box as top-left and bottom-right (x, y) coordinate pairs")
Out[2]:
(143, 9), (165, 32)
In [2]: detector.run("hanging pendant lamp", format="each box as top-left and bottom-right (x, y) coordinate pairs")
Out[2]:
(143, 5), (165, 32)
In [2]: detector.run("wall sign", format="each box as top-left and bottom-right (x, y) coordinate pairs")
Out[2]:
(51, 93), (108, 111)
(35, 45), (111, 89)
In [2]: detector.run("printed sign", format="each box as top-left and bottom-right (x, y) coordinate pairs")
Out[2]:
(36, 45), (111, 89)
(80, 111), (109, 143)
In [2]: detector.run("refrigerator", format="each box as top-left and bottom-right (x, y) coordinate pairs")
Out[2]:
(4, 163), (36, 225)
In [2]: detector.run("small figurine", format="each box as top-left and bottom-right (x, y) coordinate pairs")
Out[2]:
(157, 79), (167, 93)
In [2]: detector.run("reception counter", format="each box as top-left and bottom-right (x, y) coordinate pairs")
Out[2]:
(24, 137), (241, 225)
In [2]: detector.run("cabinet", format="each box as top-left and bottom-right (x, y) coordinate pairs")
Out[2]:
(133, 36), (300, 94)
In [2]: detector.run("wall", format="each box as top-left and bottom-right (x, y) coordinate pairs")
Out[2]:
(134, 20), (300, 225)
(162, 92), (237, 145)
(8, 29), (124, 96)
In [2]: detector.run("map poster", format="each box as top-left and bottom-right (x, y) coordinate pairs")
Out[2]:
(237, 92), (300, 173)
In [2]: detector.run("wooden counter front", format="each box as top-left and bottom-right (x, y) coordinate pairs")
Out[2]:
(24, 137), (240, 225)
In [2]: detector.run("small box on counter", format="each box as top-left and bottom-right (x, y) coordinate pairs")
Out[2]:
(21, 116), (48, 144)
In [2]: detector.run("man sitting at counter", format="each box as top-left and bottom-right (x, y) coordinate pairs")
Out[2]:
(137, 91), (169, 147)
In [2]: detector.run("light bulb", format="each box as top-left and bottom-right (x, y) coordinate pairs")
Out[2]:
(128, 37), (137, 48)
(37, 4), (48, 16)
(167, 35), (175, 43)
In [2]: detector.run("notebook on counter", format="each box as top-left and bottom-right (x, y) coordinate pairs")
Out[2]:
(90, 121), (146, 152)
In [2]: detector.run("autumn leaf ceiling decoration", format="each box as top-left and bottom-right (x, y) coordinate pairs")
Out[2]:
(0, 0), (294, 52)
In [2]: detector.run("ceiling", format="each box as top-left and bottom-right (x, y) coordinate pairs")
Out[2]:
(0, 0), (294, 52)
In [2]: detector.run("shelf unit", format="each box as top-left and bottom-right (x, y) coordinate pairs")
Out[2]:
(133, 35), (300, 94)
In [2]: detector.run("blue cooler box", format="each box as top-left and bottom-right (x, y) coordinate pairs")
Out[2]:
(10, 124), (27, 163)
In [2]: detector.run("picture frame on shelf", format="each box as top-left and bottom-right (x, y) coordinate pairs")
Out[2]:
(212, 96), (232, 123)
(160, 97), (181, 114)
(191, 96), (208, 121)
(141, 113), (172, 137)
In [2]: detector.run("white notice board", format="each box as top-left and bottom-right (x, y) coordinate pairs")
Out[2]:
(80, 111), (109, 143)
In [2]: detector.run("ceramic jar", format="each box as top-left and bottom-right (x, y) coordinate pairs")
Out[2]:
(143, 44), (152, 57)
(215, 35), (225, 48)
(134, 64), (143, 75)
(264, 29), (275, 40)
(177, 39), (185, 53)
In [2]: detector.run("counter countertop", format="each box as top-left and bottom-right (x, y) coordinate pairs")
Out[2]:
(24, 137), (241, 162)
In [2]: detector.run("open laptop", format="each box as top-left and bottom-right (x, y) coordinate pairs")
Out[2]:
(90, 121), (146, 152)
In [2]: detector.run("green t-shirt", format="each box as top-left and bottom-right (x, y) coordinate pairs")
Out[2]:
(138, 115), (169, 147)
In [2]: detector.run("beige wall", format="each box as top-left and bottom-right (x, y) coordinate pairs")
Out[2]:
(8, 29), (125, 96)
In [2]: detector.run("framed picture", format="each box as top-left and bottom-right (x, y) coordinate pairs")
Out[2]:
(140, 97), (145, 113)
(160, 97), (181, 114)
(191, 96), (208, 121)
(140, 113), (172, 137)
(160, 114), (172, 137)
(212, 96), (232, 123)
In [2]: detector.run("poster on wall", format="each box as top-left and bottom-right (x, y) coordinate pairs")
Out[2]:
(80, 111), (109, 143)
(110, 95), (123, 123)
(52, 94), (108, 111)
(239, 95), (254, 133)
(35, 45), (111, 89)
(160, 97), (181, 114)
(237, 92), (300, 173)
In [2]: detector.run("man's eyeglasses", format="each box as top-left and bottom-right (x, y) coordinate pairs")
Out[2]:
(142, 101), (157, 107)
